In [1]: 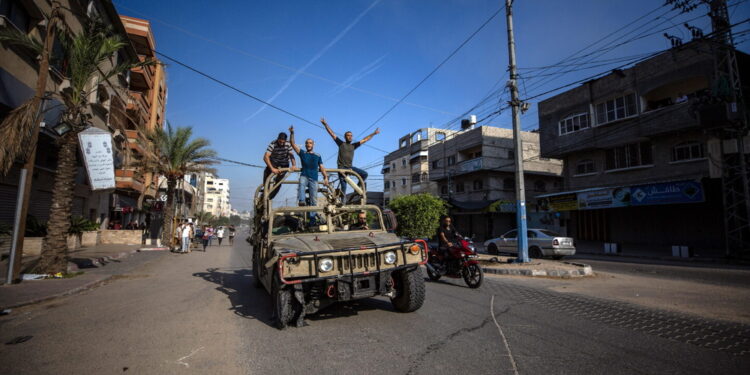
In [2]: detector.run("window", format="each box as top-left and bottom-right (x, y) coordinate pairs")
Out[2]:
(503, 178), (514, 190)
(441, 185), (448, 195)
(595, 93), (637, 125)
(0, 0), (30, 32)
(503, 230), (517, 239)
(447, 155), (456, 166)
(412, 173), (420, 183)
(507, 150), (515, 159)
(421, 172), (428, 182)
(672, 142), (705, 162)
(473, 179), (483, 191)
(399, 139), (408, 148)
(559, 113), (590, 135)
(432, 160), (441, 169)
(605, 142), (653, 170)
(534, 180), (547, 192)
(401, 178), (407, 186)
(384, 181), (390, 190)
(468, 151), (482, 159)
(401, 158), (406, 167)
(436, 132), (446, 141)
(391, 163), (396, 170)
(575, 159), (595, 175)
(455, 183), (465, 193)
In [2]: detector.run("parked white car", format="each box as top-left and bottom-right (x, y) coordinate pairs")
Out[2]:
(483, 229), (576, 260)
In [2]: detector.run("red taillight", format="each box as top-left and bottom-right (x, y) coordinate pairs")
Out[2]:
(553, 239), (559, 246)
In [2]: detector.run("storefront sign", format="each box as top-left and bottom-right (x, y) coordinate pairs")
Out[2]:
(578, 187), (631, 210)
(540, 193), (578, 211)
(630, 180), (704, 206)
(489, 200), (517, 213)
(78, 127), (115, 190)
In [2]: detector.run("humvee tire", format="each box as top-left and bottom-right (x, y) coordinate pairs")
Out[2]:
(272, 271), (298, 329)
(252, 250), (262, 288)
(391, 267), (426, 312)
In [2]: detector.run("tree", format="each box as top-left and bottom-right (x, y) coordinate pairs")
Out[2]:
(194, 211), (213, 227)
(138, 123), (216, 247)
(2, 20), (151, 273)
(388, 194), (447, 239)
(229, 215), (242, 226)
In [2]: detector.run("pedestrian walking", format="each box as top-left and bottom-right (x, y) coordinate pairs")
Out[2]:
(263, 131), (297, 200)
(201, 225), (210, 251)
(206, 225), (215, 246)
(181, 221), (193, 253)
(289, 125), (328, 212)
(228, 225), (236, 245)
(320, 117), (379, 195)
(216, 226), (225, 246)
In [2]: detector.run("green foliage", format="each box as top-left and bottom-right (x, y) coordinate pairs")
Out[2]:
(388, 194), (447, 239)
(211, 215), (230, 227)
(25, 215), (48, 237)
(68, 217), (98, 235)
(229, 215), (242, 226)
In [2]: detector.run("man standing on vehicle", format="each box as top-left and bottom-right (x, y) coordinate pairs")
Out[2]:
(320, 117), (379, 195)
(263, 131), (297, 200)
(437, 215), (461, 257)
(289, 126), (329, 208)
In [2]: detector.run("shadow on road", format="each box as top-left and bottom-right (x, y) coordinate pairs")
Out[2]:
(192, 268), (275, 327)
(193, 267), (406, 327)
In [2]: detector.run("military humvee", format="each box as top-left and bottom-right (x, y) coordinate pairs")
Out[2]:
(250, 168), (427, 328)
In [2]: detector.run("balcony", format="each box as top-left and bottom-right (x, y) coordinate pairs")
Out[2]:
(115, 168), (145, 193)
(125, 129), (148, 155)
(130, 55), (154, 91)
(457, 157), (483, 174)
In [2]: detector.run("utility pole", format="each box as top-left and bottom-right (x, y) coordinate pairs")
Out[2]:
(504, 0), (529, 262)
(7, 2), (61, 284)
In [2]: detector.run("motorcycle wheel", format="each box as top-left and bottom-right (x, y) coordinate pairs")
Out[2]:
(426, 264), (442, 281)
(463, 264), (483, 289)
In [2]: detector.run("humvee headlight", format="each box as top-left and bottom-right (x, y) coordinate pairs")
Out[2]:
(318, 258), (334, 273)
(384, 251), (397, 265)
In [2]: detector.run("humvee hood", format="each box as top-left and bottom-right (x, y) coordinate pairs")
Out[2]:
(272, 231), (404, 253)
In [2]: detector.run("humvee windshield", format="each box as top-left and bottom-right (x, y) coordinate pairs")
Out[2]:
(271, 207), (382, 235)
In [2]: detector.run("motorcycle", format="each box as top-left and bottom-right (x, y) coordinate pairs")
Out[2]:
(425, 237), (483, 288)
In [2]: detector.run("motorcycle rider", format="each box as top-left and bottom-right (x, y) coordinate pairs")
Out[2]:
(437, 215), (461, 258)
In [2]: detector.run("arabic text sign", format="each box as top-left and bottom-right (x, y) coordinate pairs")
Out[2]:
(548, 193), (578, 211)
(630, 180), (704, 206)
(577, 187), (631, 210)
(78, 128), (116, 190)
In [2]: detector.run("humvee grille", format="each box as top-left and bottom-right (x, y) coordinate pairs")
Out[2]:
(338, 253), (378, 272)
(325, 238), (376, 249)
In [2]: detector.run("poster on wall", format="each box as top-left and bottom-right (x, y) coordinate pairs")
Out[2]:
(78, 127), (116, 190)
(630, 180), (704, 206)
(577, 187), (631, 210)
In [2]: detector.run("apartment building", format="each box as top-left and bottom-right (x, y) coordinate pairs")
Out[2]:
(428, 124), (563, 240)
(0, 0), (139, 229)
(202, 173), (232, 218)
(382, 128), (458, 205)
(536, 40), (750, 255)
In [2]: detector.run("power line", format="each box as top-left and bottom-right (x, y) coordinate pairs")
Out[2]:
(355, 6), (504, 137)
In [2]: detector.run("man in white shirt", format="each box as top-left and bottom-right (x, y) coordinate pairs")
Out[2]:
(181, 222), (193, 253)
(216, 226), (225, 246)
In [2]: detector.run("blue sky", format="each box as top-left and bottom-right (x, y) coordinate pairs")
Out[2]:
(114, 0), (750, 212)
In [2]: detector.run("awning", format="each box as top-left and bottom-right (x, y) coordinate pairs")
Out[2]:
(448, 199), (494, 211)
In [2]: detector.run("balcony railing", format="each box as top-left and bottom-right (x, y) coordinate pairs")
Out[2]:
(457, 157), (483, 173)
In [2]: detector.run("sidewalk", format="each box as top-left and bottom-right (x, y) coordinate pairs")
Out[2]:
(0, 243), (166, 310)
(477, 254), (592, 278)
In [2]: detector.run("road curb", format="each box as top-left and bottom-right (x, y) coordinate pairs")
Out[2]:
(0, 274), (115, 310)
(481, 261), (593, 278)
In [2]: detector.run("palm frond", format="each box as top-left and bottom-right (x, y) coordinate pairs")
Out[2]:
(0, 28), (43, 54)
(0, 99), (41, 174)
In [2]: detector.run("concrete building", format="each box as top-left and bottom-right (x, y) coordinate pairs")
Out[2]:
(382, 128), (459, 205)
(428, 124), (564, 240)
(0, 0), (139, 231)
(536, 40), (750, 256)
(201, 173), (231, 217)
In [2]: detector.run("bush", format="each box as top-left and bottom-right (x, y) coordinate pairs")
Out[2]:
(388, 194), (447, 239)
(68, 217), (99, 235)
(25, 215), (47, 236)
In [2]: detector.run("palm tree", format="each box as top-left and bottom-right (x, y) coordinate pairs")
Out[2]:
(138, 123), (217, 247)
(2, 20), (151, 273)
(194, 211), (214, 227)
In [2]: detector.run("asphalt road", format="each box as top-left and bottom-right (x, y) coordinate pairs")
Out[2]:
(0, 234), (748, 374)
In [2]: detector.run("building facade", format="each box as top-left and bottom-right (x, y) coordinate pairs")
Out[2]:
(382, 128), (458, 205)
(201, 173), (231, 217)
(0, 0), (141, 231)
(536, 40), (749, 256)
(428, 125), (564, 240)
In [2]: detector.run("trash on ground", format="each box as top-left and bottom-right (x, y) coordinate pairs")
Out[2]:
(0, 309), (11, 315)
(21, 274), (47, 280)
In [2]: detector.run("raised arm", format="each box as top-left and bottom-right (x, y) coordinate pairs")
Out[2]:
(358, 127), (380, 145)
(289, 125), (300, 154)
(320, 117), (338, 141)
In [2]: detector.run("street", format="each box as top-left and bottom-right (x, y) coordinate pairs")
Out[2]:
(0, 233), (748, 374)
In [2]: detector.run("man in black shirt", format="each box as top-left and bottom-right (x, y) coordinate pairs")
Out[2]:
(263, 132), (297, 200)
(437, 215), (461, 256)
(320, 117), (380, 195)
